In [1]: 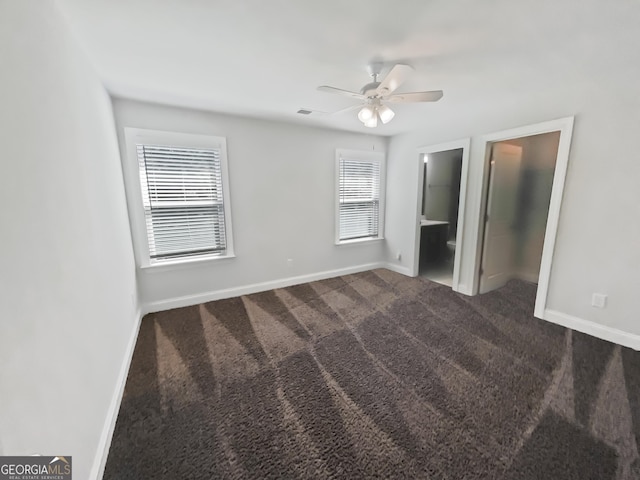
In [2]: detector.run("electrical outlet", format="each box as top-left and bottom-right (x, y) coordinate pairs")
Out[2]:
(396, 251), (402, 261)
(287, 258), (294, 267)
(592, 293), (607, 308)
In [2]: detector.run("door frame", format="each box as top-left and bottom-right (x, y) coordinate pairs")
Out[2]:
(472, 117), (575, 318)
(413, 138), (471, 292)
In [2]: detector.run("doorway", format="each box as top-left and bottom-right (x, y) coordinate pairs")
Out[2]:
(468, 117), (574, 319)
(480, 131), (561, 293)
(413, 139), (470, 290)
(419, 149), (463, 286)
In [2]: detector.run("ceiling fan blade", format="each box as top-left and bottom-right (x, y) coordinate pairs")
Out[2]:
(330, 104), (362, 115)
(375, 64), (414, 95)
(386, 90), (444, 103)
(317, 86), (365, 100)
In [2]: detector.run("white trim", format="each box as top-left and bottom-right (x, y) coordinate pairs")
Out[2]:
(140, 253), (237, 272)
(143, 262), (387, 313)
(413, 138), (471, 293)
(122, 128), (235, 268)
(469, 117), (574, 319)
(455, 283), (474, 296)
(543, 309), (640, 351)
(534, 118), (574, 318)
(335, 148), (386, 245)
(90, 308), (143, 480)
(384, 262), (414, 277)
(335, 237), (384, 246)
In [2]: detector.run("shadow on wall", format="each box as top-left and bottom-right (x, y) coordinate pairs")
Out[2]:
(497, 131), (560, 283)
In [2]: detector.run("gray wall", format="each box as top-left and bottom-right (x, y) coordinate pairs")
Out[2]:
(385, 79), (640, 334)
(112, 99), (387, 311)
(0, 2), (138, 478)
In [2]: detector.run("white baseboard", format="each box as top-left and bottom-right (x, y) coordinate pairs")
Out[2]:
(143, 262), (388, 314)
(90, 307), (143, 480)
(383, 262), (414, 277)
(544, 309), (640, 351)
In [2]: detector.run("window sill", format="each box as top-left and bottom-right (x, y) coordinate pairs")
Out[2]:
(336, 237), (384, 246)
(140, 253), (236, 272)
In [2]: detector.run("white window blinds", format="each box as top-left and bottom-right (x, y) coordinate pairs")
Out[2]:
(338, 157), (382, 241)
(137, 144), (228, 262)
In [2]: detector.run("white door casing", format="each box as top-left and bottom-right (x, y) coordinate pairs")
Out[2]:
(413, 138), (471, 292)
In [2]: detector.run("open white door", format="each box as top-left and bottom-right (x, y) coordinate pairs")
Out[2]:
(479, 143), (523, 293)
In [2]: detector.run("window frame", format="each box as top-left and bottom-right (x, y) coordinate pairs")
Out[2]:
(123, 128), (235, 268)
(335, 149), (386, 245)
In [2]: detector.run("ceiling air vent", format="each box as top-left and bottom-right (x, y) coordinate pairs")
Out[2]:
(297, 109), (313, 115)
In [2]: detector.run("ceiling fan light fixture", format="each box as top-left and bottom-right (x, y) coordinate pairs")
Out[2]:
(363, 114), (378, 128)
(377, 104), (395, 124)
(357, 105), (375, 122)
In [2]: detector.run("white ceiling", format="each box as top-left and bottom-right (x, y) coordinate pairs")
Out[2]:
(55, 0), (639, 136)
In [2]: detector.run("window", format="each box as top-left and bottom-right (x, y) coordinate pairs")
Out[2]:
(125, 129), (233, 266)
(336, 149), (385, 243)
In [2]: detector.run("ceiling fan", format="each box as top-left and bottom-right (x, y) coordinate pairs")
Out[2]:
(317, 63), (443, 127)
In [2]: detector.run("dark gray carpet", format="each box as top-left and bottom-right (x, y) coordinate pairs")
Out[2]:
(104, 269), (640, 479)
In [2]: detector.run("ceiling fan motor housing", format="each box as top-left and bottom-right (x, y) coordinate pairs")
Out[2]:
(360, 81), (381, 97)
(361, 61), (385, 97)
